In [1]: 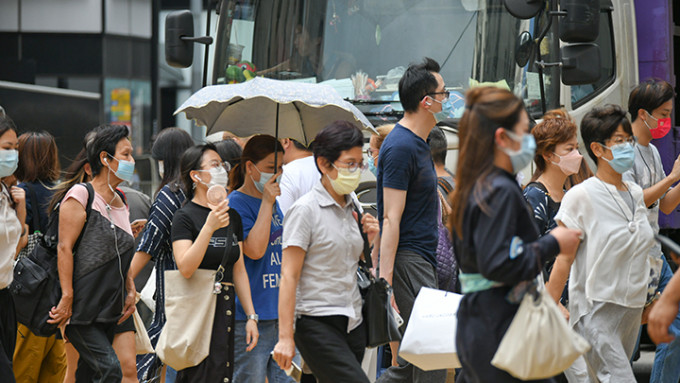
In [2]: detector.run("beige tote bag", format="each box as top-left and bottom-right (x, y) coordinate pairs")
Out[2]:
(491, 286), (591, 380)
(155, 269), (217, 370)
(134, 293), (154, 355)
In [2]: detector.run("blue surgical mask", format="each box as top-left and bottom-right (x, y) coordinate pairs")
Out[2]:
(251, 165), (275, 193)
(600, 142), (635, 174)
(368, 159), (378, 177)
(107, 153), (135, 183)
(500, 130), (536, 174)
(0, 149), (18, 178)
(430, 97), (454, 122)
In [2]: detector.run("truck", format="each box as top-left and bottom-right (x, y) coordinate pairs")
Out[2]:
(167, 0), (678, 225)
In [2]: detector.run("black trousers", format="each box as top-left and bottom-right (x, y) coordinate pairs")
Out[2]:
(294, 315), (369, 383)
(65, 322), (121, 383)
(0, 288), (16, 383)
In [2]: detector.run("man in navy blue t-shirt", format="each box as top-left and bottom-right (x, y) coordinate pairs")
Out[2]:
(376, 57), (447, 383)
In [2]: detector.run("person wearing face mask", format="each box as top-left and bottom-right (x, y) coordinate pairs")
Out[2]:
(625, 79), (680, 383)
(366, 124), (395, 178)
(128, 127), (194, 382)
(48, 125), (138, 382)
(273, 121), (380, 383)
(0, 115), (25, 383)
(554, 104), (655, 382)
(376, 58), (450, 383)
(523, 110), (584, 305)
(171, 143), (258, 383)
(227, 136), (299, 383)
(449, 87), (582, 383)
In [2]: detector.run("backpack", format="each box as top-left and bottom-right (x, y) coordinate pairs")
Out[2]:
(10, 183), (95, 337)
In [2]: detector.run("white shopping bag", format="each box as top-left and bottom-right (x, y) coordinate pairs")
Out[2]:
(398, 287), (463, 371)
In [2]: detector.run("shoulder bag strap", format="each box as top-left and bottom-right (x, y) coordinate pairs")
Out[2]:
(24, 183), (42, 233)
(72, 183), (96, 253)
(352, 202), (372, 269)
(214, 225), (234, 284)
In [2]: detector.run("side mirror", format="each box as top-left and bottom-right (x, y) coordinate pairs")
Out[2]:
(165, 10), (213, 68)
(515, 31), (535, 67)
(503, 0), (544, 20)
(165, 10), (195, 68)
(559, 0), (600, 43)
(561, 43), (601, 85)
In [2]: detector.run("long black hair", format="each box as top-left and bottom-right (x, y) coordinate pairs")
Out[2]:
(179, 143), (218, 201)
(151, 127), (194, 193)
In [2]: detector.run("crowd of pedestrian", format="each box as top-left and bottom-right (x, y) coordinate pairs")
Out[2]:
(0, 57), (679, 383)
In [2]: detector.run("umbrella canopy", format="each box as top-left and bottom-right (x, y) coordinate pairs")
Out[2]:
(175, 77), (376, 145)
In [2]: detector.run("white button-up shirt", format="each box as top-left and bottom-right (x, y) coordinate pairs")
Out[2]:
(282, 181), (364, 332)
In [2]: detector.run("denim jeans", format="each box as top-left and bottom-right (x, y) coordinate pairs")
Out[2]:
(65, 323), (121, 383)
(650, 257), (680, 383)
(233, 319), (299, 383)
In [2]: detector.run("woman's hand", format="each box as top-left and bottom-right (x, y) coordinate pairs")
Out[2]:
(262, 170), (282, 206)
(118, 277), (136, 324)
(245, 319), (259, 351)
(361, 213), (380, 245)
(48, 295), (73, 327)
(273, 336), (296, 371)
(10, 186), (26, 224)
(205, 200), (230, 232)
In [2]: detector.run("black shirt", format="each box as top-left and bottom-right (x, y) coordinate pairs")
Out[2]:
(171, 201), (244, 282)
(456, 168), (560, 286)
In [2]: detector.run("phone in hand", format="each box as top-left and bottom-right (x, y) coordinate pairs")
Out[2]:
(286, 361), (302, 382)
(131, 219), (148, 229)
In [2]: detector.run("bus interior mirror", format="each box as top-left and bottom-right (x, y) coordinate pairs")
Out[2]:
(165, 10), (195, 68)
(515, 31), (535, 67)
(559, 0), (600, 43)
(503, 0), (543, 19)
(561, 43), (601, 85)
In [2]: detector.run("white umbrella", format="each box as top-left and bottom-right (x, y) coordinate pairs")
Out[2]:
(175, 77), (376, 145)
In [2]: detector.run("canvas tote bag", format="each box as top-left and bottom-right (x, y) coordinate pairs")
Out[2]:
(134, 292), (154, 355)
(491, 284), (591, 380)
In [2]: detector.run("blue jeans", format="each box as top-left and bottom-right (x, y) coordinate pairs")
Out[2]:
(233, 319), (299, 383)
(651, 257), (680, 383)
(65, 323), (121, 383)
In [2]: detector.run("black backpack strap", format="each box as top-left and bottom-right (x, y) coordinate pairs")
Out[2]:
(115, 188), (128, 206)
(215, 225), (234, 284)
(24, 183), (42, 233)
(352, 202), (372, 269)
(72, 183), (96, 252)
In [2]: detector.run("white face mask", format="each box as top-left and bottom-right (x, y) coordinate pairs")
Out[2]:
(158, 161), (164, 178)
(196, 166), (229, 188)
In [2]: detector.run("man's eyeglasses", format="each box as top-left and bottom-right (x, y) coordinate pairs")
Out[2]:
(428, 91), (450, 99)
(334, 160), (368, 173)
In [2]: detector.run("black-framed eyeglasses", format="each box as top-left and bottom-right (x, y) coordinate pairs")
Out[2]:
(334, 160), (368, 173)
(428, 91), (450, 99)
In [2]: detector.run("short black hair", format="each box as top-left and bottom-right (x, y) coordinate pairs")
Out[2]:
(628, 79), (675, 121)
(87, 125), (130, 176)
(399, 57), (441, 113)
(312, 120), (364, 173)
(427, 126), (448, 165)
(291, 138), (311, 152)
(152, 127), (194, 192)
(0, 115), (17, 139)
(179, 143), (218, 200)
(581, 104), (633, 162)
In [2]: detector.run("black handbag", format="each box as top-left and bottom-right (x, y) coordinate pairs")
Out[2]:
(16, 183), (43, 261)
(10, 183), (95, 337)
(353, 203), (402, 348)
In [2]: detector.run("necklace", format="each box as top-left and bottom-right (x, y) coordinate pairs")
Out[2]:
(597, 177), (637, 232)
(636, 145), (653, 180)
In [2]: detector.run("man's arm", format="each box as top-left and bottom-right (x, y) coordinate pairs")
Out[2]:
(379, 187), (406, 310)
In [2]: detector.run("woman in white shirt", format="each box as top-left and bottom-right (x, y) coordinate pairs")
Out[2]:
(0, 115), (25, 383)
(555, 104), (655, 382)
(273, 121), (379, 383)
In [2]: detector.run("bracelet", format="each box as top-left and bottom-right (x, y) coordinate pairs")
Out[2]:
(247, 314), (259, 323)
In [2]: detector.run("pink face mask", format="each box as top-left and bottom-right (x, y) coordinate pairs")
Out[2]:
(551, 149), (583, 176)
(645, 113), (672, 140)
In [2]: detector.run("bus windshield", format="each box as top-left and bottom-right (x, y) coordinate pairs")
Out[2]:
(214, 0), (547, 120)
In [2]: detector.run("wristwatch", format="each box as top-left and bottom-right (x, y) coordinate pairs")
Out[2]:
(247, 314), (259, 323)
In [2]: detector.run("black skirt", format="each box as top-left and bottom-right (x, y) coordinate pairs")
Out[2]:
(176, 284), (235, 383)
